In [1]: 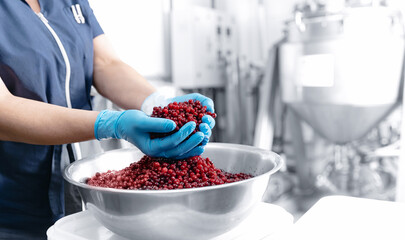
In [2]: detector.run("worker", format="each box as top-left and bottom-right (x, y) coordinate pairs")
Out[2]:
(0, 0), (215, 239)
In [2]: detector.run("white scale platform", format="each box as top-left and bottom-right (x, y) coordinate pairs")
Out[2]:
(47, 202), (294, 240)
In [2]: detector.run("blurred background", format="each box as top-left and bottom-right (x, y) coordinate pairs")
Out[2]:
(82, 0), (405, 219)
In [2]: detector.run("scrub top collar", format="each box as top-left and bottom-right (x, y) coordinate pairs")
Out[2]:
(20, 0), (47, 15)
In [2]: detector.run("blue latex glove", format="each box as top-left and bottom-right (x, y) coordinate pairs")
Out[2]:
(142, 92), (216, 146)
(94, 110), (205, 159)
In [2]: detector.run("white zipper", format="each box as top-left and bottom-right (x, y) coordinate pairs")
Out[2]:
(36, 12), (72, 109)
(37, 12), (82, 159)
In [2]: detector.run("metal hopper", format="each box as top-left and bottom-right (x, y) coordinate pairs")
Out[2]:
(279, 4), (405, 144)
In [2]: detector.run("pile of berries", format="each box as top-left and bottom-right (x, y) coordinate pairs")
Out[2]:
(87, 99), (252, 190)
(150, 99), (216, 139)
(87, 155), (252, 190)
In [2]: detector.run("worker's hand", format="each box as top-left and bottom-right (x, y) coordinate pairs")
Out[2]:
(94, 110), (205, 159)
(141, 92), (216, 146)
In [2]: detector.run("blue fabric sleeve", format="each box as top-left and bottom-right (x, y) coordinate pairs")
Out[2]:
(81, 0), (104, 38)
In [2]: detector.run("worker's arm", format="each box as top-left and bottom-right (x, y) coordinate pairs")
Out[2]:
(0, 34), (156, 146)
(91, 34), (215, 145)
(0, 78), (203, 158)
(0, 35), (211, 158)
(92, 34), (155, 110)
(0, 78), (98, 145)
(92, 34), (215, 114)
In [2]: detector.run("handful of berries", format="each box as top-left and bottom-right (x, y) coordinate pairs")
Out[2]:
(87, 99), (252, 190)
(150, 99), (216, 139)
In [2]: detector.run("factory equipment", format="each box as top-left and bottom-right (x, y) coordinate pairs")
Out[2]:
(281, 0), (404, 144)
(255, 0), (405, 206)
(171, 6), (237, 89)
(171, 6), (255, 144)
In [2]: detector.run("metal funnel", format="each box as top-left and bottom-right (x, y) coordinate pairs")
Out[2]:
(288, 103), (399, 144)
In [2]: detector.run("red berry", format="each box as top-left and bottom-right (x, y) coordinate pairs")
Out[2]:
(149, 99), (216, 139)
(87, 155), (252, 190)
(85, 99), (251, 191)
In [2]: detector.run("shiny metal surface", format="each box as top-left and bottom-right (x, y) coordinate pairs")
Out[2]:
(280, 5), (404, 143)
(64, 143), (282, 240)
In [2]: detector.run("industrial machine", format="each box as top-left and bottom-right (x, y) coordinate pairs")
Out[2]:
(171, 6), (254, 144)
(281, 0), (404, 144)
(255, 0), (405, 207)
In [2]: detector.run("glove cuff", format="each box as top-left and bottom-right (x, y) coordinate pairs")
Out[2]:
(94, 110), (123, 140)
(141, 92), (169, 115)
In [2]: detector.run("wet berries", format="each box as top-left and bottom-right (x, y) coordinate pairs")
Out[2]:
(87, 155), (252, 190)
(150, 100), (216, 139)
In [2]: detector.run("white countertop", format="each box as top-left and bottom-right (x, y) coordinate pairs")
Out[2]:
(271, 195), (405, 240)
(48, 195), (405, 240)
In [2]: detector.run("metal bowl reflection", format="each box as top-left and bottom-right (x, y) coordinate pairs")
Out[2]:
(63, 143), (283, 240)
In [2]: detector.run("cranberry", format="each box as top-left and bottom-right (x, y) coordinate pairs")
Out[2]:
(87, 155), (252, 190)
(150, 100), (216, 139)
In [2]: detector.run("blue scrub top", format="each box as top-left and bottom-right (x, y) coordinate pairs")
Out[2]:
(0, 0), (103, 237)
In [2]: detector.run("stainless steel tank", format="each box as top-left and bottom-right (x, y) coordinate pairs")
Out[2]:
(280, 1), (405, 143)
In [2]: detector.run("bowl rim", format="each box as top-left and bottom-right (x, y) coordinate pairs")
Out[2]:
(63, 142), (283, 194)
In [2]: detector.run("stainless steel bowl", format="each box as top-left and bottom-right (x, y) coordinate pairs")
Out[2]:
(64, 143), (283, 240)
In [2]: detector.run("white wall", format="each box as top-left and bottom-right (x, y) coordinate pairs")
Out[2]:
(172, 0), (212, 9)
(87, 0), (299, 79)
(88, 0), (171, 80)
(263, 0), (298, 50)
